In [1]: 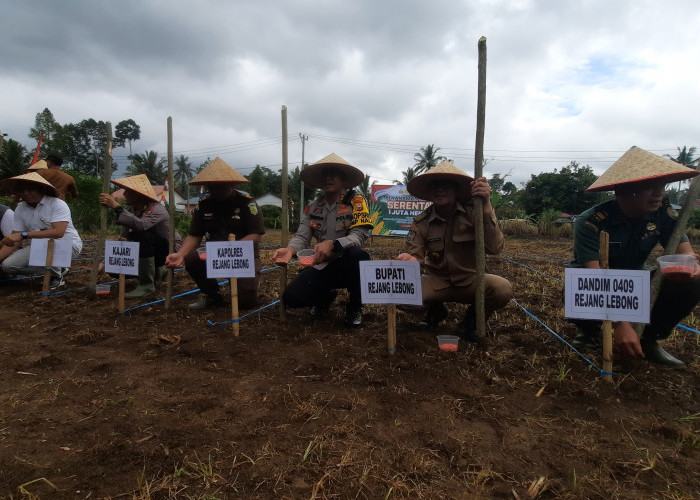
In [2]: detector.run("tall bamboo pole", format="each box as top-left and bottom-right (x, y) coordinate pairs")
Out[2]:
(279, 106), (289, 322)
(90, 121), (113, 296)
(473, 36), (487, 338)
(229, 234), (240, 336)
(165, 117), (175, 308)
(599, 231), (613, 382)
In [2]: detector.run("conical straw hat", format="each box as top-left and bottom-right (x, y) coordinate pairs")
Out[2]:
(111, 174), (159, 202)
(0, 172), (58, 197)
(406, 160), (474, 202)
(587, 146), (699, 192)
(300, 153), (365, 189)
(27, 160), (48, 171)
(189, 157), (249, 185)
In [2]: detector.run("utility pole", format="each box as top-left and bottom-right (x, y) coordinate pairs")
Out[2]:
(299, 133), (308, 211)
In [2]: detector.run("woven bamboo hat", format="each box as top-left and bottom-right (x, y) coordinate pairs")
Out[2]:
(0, 172), (58, 197)
(407, 160), (474, 203)
(300, 153), (365, 189)
(587, 146), (699, 192)
(189, 157), (249, 185)
(111, 174), (159, 202)
(27, 160), (48, 171)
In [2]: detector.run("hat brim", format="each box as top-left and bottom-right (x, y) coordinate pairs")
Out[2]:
(300, 163), (365, 190)
(0, 177), (58, 198)
(587, 171), (699, 192)
(407, 172), (473, 203)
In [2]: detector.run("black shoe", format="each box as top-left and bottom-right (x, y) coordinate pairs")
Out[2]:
(419, 303), (448, 330)
(455, 307), (478, 343)
(49, 274), (66, 290)
(642, 340), (685, 368)
(571, 331), (600, 350)
(189, 293), (225, 309)
(344, 308), (363, 328)
(309, 290), (338, 318)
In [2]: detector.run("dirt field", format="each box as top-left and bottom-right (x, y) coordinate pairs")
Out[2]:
(1, 234), (698, 499)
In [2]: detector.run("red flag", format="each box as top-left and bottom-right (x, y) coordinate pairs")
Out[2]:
(30, 133), (43, 166)
(161, 179), (168, 202)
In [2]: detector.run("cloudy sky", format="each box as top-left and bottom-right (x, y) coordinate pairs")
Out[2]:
(2, 0), (699, 187)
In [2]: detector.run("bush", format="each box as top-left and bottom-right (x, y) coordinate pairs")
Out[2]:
(500, 219), (537, 236)
(66, 170), (102, 232)
(173, 211), (191, 237)
(537, 208), (560, 236)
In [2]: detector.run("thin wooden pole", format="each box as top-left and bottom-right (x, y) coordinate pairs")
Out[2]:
(118, 274), (125, 312)
(229, 234), (239, 336)
(165, 117), (175, 309)
(279, 105), (288, 322)
(599, 231), (613, 382)
(42, 239), (55, 295)
(90, 121), (113, 296)
(387, 304), (397, 355)
(473, 36), (487, 338)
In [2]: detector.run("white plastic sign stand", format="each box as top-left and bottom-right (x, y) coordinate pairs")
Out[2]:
(360, 260), (422, 354)
(205, 241), (255, 279)
(29, 238), (73, 268)
(564, 268), (650, 323)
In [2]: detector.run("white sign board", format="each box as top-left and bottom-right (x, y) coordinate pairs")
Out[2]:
(205, 240), (255, 278)
(28, 239), (74, 268)
(104, 240), (140, 276)
(360, 260), (423, 305)
(564, 268), (650, 323)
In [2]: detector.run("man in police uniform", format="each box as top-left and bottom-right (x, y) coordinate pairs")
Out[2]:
(571, 146), (700, 367)
(165, 157), (264, 309)
(273, 153), (372, 327)
(397, 161), (513, 341)
(99, 174), (181, 298)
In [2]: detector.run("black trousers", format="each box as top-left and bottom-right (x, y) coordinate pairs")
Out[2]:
(571, 275), (700, 341)
(283, 246), (370, 311)
(129, 231), (169, 267)
(184, 249), (260, 309)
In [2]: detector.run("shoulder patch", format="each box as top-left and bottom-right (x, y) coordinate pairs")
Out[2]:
(248, 202), (259, 215)
(666, 206), (678, 219)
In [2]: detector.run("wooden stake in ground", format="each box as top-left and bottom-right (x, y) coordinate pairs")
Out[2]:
(279, 105), (288, 322)
(90, 121), (113, 296)
(165, 116), (175, 309)
(387, 304), (397, 355)
(473, 36), (488, 338)
(41, 239), (55, 295)
(599, 230), (613, 382)
(228, 234), (240, 336)
(118, 274), (125, 312)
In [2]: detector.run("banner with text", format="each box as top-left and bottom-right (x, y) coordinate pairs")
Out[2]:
(360, 260), (423, 305)
(564, 268), (650, 323)
(370, 185), (432, 237)
(205, 240), (255, 279)
(104, 240), (140, 276)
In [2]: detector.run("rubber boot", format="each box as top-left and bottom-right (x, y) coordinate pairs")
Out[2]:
(155, 266), (169, 284)
(125, 257), (156, 298)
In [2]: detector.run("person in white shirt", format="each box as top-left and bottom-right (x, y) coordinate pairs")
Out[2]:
(0, 172), (82, 289)
(0, 203), (13, 240)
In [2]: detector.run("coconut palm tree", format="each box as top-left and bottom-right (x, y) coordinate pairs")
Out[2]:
(394, 166), (418, 185)
(174, 154), (193, 206)
(665, 146), (698, 195)
(127, 150), (165, 184)
(413, 144), (446, 174)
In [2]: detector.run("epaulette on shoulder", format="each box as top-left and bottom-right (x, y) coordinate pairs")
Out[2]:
(414, 207), (432, 223)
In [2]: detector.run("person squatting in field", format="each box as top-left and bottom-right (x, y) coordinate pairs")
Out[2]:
(165, 157), (264, 310)
(99, 174), (182, 298)
(570, 146), (700, 367)
(396, 161), (513, 341)
(0, 172), (82, 289)
(272, 153), (373, 328)
(27, 154), (78, 201)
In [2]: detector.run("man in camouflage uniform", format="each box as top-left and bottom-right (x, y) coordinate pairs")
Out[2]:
(397, 161), (513, 341)
(166, 158), (264, 309)
(273, 153), (372, 327)
(571, 146), (700, 367)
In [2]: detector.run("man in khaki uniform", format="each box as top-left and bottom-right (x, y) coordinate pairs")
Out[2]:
(397, 161), (512, 341)
(28, 155), (78, 201)
(273, 153), (372, 327)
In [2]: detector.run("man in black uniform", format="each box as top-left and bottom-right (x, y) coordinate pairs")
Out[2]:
(165, 157), (264, 309)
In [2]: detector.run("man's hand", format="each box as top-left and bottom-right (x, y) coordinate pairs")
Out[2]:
(98, 193), (120, 209)
(272, 247), (294, 265)
(165, 253), (184, 269)
(470, 177), (493, 213)
(314, 240), (335, 263)
(396, 252), (418, 262)
(613, 322), (644, 358)
(1, 233), (22, 247)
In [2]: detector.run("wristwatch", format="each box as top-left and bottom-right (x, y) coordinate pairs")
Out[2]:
(114, 206), (124, 216)
(21, 231), (28, 239)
